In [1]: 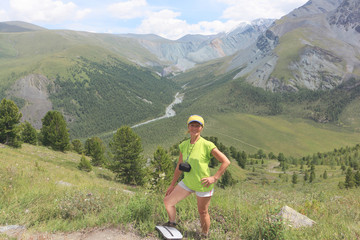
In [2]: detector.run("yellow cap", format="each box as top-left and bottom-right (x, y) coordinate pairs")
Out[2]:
(187, 115), (204, 127)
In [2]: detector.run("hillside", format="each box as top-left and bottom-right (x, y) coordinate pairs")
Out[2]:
(1, 139), (360, 239)
(1, 0), (360, 151)
(130, 60), (360, 157)
(0, 23), (179, 137)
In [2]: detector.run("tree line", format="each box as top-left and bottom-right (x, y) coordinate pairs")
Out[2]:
(0, 98), (240, 189)
(3, 97), (358, 190)
(50, 57), (178, 138)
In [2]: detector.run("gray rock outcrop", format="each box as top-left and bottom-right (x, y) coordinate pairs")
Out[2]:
(7, 74), (53, 129)
(278, 205), (316, 228)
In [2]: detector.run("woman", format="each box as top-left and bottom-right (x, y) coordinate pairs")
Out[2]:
(163, 115), (231, 237)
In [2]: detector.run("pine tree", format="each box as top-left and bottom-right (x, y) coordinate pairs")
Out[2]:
(309, 165), (316, 183)
(323, 170), (328, 179)
(354, 170), (360, 187)
(236, 151), (247, 169)
(278, 152), (286, 169)
(345, 168), (355, 189)
(78, 154), (92, 172)
(84, 137), (106, 166)
(40, 111), (69, 151)
(21, 121), (37, 145)
(217, 170), (236, 189)
(71, 139), (84, 154)
(109, 126), (147, 186)
(304, 170), (309, 182)
(292, 172), (298, 184)
(0, 98), (22, 148)
(230, 146), (237, 159)
(151, 146), (173, 190)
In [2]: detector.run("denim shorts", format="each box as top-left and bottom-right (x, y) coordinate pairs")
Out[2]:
(178, 180), (214, 197)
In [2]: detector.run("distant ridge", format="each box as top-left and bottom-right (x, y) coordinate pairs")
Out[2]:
(0, 21), (46, 32)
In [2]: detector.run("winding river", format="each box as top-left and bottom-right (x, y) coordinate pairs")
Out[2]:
(131, 92), (184, 128)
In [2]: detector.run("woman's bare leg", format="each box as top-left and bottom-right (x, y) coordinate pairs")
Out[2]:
(197, 196), (211, 234)
(164, 185), (192, 222)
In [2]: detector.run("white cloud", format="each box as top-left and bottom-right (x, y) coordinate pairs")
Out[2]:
(75, 8), (92, 20)
(137, 9), (243, 40)
(218, 0), (308, 21)
(137, 9), (186, 39)
(0, 9), (10, 21)
(9, 0), (91, 23)
(107, 0), (149, 19)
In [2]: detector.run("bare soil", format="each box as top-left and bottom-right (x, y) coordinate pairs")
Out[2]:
(1, 226), (159, 240)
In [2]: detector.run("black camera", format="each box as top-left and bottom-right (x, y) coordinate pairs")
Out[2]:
(179, 162), (191, 172)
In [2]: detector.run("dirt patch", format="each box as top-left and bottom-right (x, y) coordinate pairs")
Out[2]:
(1, 226), (159, 240)
(267, 161), (282, 173)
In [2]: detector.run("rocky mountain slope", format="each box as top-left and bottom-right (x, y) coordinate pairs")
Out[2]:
(124, 19), (274, 75)
(230, 0), (360, 91)
(1, 0), (360, 137)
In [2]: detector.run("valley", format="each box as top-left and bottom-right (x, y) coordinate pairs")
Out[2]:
(131, 92), (184, 128)
(1, 0), (360, 239)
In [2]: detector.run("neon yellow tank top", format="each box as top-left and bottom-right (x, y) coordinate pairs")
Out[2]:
(179, 137), (216, 192)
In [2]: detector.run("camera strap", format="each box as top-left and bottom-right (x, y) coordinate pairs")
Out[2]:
(184, 141), (196, 163)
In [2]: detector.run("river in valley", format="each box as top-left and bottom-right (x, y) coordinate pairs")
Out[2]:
(131, 92), (184, 128)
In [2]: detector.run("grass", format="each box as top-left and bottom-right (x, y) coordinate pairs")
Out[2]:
(339, 97), (360, 131)
(205, 113), (360, 157)
(271, 28), (307, 81)
(1, 143), (360, 239)
(132, 112), (360, 159)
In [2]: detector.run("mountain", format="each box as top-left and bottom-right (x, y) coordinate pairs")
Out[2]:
(0, 22), (178, 137)
(1, 0), (360, 141)
(0, 21), (46, 32)
(125, 19), (274, 75)
(229, 0), (360, 91)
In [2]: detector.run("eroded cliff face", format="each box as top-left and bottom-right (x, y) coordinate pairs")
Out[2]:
(288, 46), (344, 90)
(135, 19), (274, 75)
(7, 74), (53, 129)
(231, 0), (360, 92)
(328, 0), (360, 30)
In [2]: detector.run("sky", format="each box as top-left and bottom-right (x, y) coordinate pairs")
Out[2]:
(0, 0), (309, 40)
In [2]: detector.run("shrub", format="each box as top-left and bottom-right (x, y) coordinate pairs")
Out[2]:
(123, 196), (153, 225)
(78, 155), (92, 172)
(21, 121), (38, 145)
(217, 170), (236, 189)
(72, 139), (84, 154)
(257, 208), (285, 240)
(57, 191), (103, 220)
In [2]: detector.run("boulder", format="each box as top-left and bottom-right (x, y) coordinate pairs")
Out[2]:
(278, 205), (316, 228)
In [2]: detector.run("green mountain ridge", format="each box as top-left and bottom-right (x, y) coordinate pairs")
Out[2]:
(0, 24), (179, 138)
(0, 20), (360, 157)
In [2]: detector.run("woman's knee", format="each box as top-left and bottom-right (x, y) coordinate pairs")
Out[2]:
(163, 196), (171, 206)
(164, 194), (176, 207)
(197, 208), (209, 216)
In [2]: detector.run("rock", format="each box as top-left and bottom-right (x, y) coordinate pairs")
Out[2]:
(56, 180), (73, 187)
(122, 189), (135, 195)
(0, 225), (26, 238)
(7, 74), (53, 129)
(278, 205), (316, 228)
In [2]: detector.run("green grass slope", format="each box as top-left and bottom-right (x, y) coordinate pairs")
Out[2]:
(1, 143), (359, 239)
(0, 144), (138, 232)
(133, 64), (360, 158)
(134, 111), (360, 158)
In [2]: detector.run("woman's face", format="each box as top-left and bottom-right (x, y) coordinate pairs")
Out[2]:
(188, 122), (203, 136)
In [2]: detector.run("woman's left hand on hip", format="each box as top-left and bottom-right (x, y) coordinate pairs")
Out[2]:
(201, 176), (216, 187)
